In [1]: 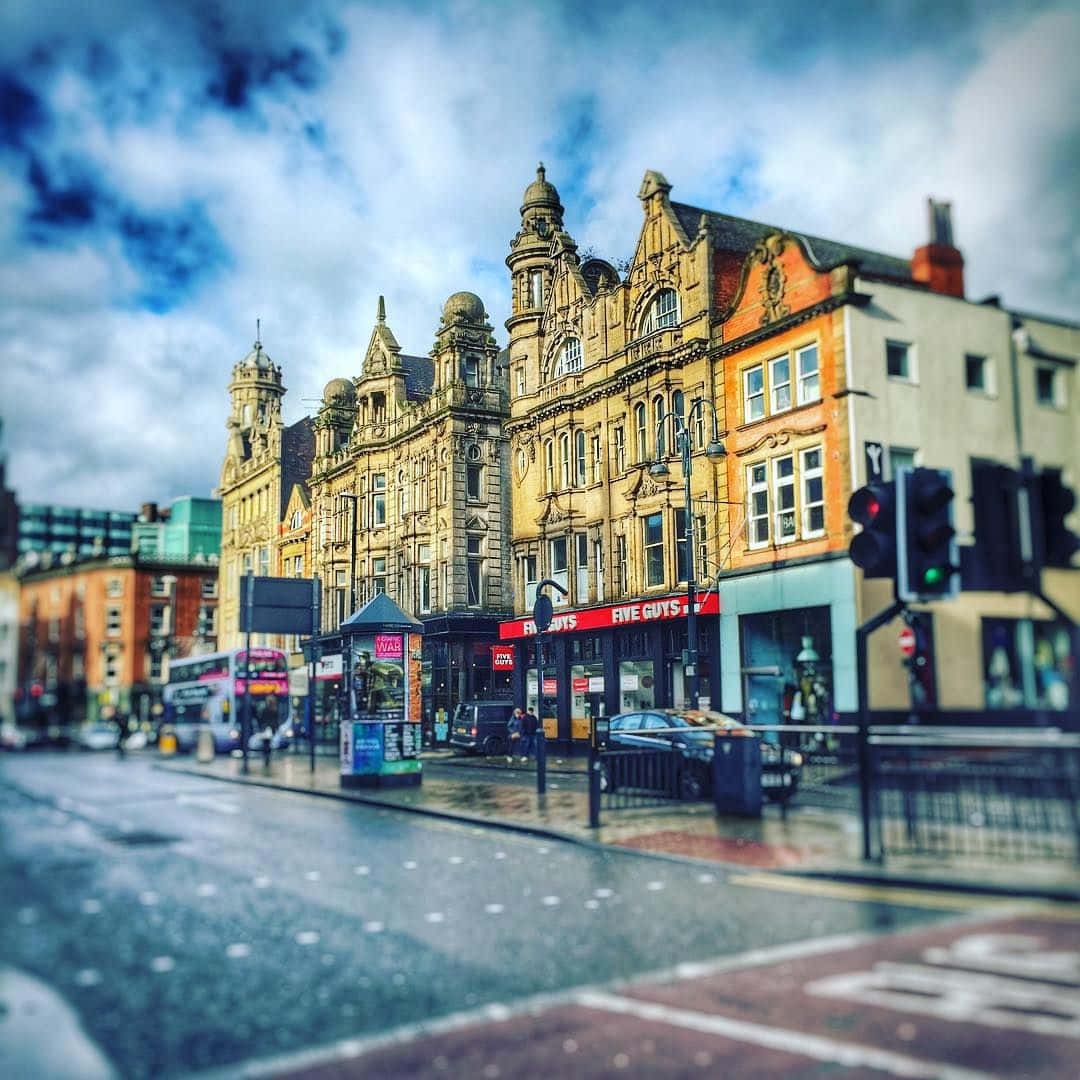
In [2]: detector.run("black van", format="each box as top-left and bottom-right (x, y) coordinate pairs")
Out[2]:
(450, 701), (517, 756)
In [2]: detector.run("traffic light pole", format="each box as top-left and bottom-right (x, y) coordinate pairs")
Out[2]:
(856, 596), (905, 862)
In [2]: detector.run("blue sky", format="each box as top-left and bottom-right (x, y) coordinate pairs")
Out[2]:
(1, 0), (1077, 510)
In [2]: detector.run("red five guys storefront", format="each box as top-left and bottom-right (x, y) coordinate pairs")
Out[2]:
(498, 591), (721, 750)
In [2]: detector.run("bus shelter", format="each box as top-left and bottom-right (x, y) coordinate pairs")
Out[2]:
(339, 594), (424, 789)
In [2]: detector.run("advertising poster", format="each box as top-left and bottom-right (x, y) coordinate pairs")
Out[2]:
(340, 720), (353, 775)
(352, 722), (385, 774)
(343, 632), (420, 779)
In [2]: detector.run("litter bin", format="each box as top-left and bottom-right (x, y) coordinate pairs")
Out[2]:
(196, 726), (215, 763)
(713, 728), (762, 817)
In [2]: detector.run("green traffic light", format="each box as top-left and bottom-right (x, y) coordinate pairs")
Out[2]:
(923, 566), (945, 586)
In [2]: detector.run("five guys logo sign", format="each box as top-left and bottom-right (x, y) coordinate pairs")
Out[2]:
(491, 645), (515, 670)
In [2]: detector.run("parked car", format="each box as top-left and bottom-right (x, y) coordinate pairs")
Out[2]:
(0, 723), (27, 751)
(449, 701), (518, 757)
(77, 723), (120, 751)
(601, 709), (803, 801)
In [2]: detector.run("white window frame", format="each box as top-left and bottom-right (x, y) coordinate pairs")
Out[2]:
(643, 512), (665, 587)
(772, 455), (796, 545)
(515, 366), (525, 397)
(530, 270), (543, 309)
(800, 447), (825, 538)
(746, 462), (770, 549)
(1034, 365), (1065, 409)
(744, 364), (765, 422)
(653, 394), (666, 457)
(549, 536), (569, 598)
(523, 554), (538, 609)
(544, 439), (555, 492)
(640, 288), (679, 335)
(554, 337), (583, 377)
(107, 577), (123, 598)
(614, 425), (626, 473)
(635, 403), (647, 462)
(590, 433), (602, 484)
(559, 432), (570, 489)
(575, 532), (589, 604)
(768, 354), (792, 414)
(796, 344), (820, 404)
(575, 430), (587, 487)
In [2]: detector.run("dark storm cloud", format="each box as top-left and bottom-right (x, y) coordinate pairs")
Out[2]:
(0, 73), (46, 149)
(119, 204), (230, 313)
(24, 156), (98, 230)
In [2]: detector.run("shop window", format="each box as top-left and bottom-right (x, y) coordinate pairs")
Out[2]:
(619, 658), (656, 712)
(643, 512), (664, 587)
(983, 617), (1072, 711)
(740, 606), (832, 728)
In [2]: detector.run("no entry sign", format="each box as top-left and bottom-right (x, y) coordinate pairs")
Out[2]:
(898, 626), (917, 657)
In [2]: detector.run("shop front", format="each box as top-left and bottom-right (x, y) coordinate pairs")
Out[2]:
(499, 592), (721, 750)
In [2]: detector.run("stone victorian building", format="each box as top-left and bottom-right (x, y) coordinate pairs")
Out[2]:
(217, 334), (313, 652)
(499, 167), (1077, 742)
(304, 295), (513, 734)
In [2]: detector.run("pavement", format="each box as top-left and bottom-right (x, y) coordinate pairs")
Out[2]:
(156, 745), (1080, 902)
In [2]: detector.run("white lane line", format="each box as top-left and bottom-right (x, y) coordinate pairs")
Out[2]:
(176, 793), (240, 815)
(574, 990), (995, 1080)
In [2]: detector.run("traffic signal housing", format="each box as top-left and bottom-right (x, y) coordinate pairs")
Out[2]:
(898, 466), (958, 601)
(1035, 467), (1079, 569)
(848, 481), (897, 579)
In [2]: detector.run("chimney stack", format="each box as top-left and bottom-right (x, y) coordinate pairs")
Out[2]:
(911, 198), (964, 298)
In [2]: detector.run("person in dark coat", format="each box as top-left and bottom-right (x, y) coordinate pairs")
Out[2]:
(115, 712), (130, 758)
(519, 706), (539, 763)
(506, 707), (524, 764)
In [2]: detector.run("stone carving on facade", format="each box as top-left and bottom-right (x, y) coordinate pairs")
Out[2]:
(753, 234), (790, 325)
(535, 497), (574, 527)
(735, 423), (827, 457)
(623, 468), (665, 502)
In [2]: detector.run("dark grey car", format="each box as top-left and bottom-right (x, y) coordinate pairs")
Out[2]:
(449, 701), (517, 756)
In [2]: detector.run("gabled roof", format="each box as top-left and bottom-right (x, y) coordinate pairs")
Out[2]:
(341, 591), (424, 632)
(280, 417), (314, 518)
(670, 202), (913, 283)
(400, 353), (435, 401)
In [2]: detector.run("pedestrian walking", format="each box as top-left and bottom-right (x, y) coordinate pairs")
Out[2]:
(114, 711), (129, 759)
(506, 706), (524, 764)
(519, 706), (539, 763)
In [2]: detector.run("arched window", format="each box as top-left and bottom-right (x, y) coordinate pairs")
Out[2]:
(639, 289), (679, 336)
(634, 403), (647, 462)
(554, 337), (583, 377)
(653, 394), (666, 457)
(544, 439), (555, 492)
(559, 432), (571, 488)
(575, 430), (587, 486)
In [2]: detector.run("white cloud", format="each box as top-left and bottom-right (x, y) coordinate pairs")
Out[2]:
(0, 0), (1076, 510)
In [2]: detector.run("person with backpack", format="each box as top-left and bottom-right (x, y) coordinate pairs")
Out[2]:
(506, 707), (524, 764)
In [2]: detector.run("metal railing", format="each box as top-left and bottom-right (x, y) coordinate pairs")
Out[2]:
(867, 729), (1080, 863)
(594, 746), (686, 814)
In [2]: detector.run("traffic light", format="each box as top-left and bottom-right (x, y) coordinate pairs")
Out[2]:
(961, 460), (1025, 592)
(897, 466), (957, 601)
(848, 481), (897, 579)
(1035, 468), (1079, 569)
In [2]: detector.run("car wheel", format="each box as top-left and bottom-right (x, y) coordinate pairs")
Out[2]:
(679, 767), (705, 801)
(482, 735), (504, 757)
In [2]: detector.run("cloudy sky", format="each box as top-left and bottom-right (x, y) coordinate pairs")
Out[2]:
(1, 0), (1077, 511)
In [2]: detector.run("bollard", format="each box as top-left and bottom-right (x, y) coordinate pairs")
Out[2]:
(536, 730), (547, 795)
(588, 743), (601, 829)
(196, 727), (215, 763)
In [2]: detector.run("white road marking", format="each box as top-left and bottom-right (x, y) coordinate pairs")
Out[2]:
(176, 793), (239, 815)
(574, 990), (995, 1080)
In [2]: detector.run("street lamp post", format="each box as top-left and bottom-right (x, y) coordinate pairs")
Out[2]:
(650, 401), (726, 710)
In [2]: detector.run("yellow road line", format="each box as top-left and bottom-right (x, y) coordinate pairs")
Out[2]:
(727, 872), (1024, 910)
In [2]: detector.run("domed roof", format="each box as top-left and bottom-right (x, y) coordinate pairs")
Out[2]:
(323, 378), (356, 405)
(442, 291), (486, 323)
(521, 162), (563, 215)
(241, 341), (274, 371)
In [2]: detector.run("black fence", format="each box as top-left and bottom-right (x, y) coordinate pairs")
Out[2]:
(586, 723), (1080, 866)
(868, 729), (1080, 863)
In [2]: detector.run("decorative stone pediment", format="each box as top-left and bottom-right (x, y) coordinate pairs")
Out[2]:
(753, 233), (790, 325)
(464, 513), (487, 532)
(735, 423), (828, 457)
(623, 468), (666, 501)
(535, 497), (575, 527)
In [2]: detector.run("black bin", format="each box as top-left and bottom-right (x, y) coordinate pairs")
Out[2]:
(713, 732), (762, 817)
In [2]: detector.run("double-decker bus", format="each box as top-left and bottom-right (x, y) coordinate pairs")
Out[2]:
(162, 648), (289, 752)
